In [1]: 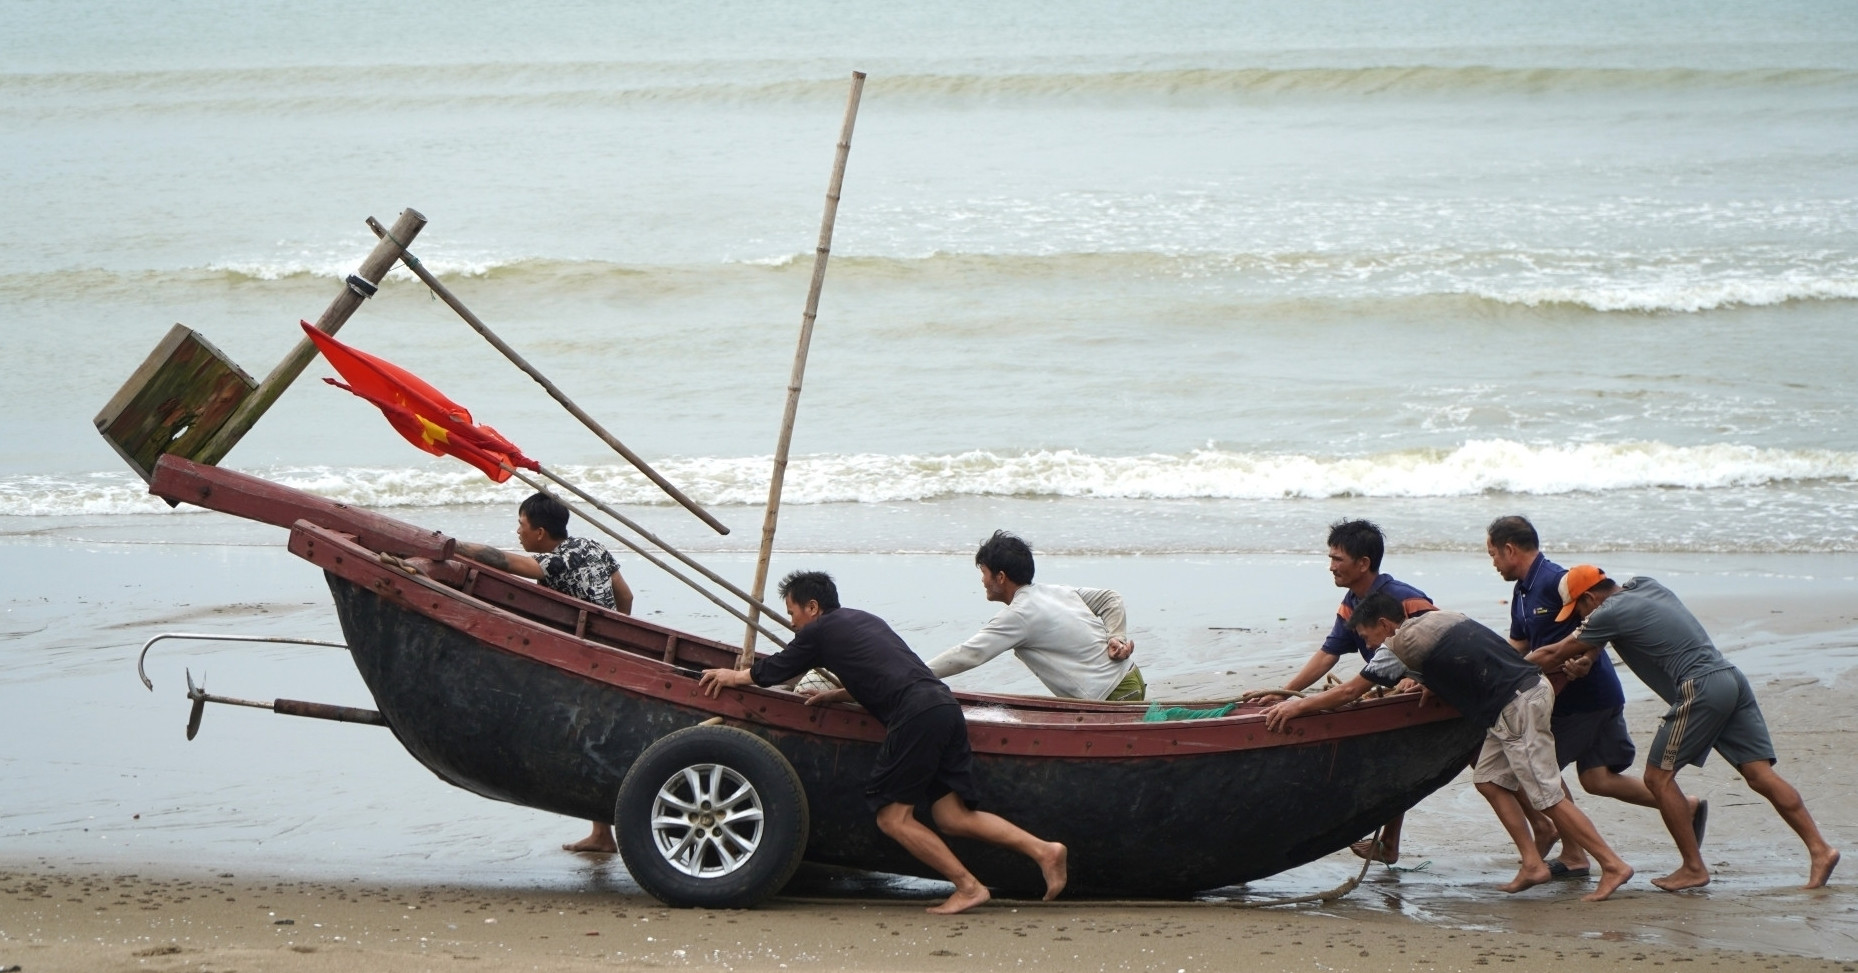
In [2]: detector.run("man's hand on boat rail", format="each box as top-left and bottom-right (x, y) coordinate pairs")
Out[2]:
(1261, 697), (1306, 733)
(699, 667), (755, 697)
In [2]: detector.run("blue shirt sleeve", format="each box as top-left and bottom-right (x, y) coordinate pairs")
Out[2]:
(1319, 610), (1356, 656)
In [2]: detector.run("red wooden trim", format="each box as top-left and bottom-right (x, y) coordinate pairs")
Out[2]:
(154, 455), (455, 560)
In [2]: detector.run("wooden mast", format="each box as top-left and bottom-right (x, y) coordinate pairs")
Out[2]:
(738, 71), (867, 667)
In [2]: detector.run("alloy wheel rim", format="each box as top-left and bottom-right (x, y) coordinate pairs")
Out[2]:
(649, 763), (765, 878)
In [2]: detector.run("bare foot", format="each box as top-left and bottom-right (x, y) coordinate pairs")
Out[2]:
(1038, 842), (1069, 901)
(1500, 861), (1554, 894)
(1651, 864), (1710, 891)
(1584, 862), (1634, 902)
(928, 883), (991, 915)
(562, 823), (617, 854)
(1499, 861), (1553, 894)
(1805, 847), (1840, 889)
(1351, 839), (1398, 864)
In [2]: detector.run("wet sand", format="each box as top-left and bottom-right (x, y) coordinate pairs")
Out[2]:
(5, 863), (1858, 973)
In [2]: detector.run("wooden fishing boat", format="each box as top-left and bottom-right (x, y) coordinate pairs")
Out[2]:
(147, 454), (1486, 907)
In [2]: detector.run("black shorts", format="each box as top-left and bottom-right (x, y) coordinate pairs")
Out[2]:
(865, 704), (981, 813)
(1552, 705), (1637, 773)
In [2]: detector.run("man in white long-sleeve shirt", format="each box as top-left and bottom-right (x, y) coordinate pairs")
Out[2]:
(927, 531), (1145, 701)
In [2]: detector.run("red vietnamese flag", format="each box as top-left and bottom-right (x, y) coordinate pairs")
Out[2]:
(300, 322), (541, 483)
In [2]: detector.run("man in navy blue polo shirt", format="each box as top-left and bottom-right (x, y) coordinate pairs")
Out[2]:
(1280, 518), (1436, 863)
(1485, 516), (1701, 879)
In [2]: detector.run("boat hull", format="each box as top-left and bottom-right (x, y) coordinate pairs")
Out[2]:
(330, 574), (1483, 897)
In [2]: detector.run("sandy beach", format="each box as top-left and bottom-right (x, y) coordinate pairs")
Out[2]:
(4, 849), (1857, 973)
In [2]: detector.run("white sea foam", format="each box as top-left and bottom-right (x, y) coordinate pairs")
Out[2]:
(8, 441), (1856, 518)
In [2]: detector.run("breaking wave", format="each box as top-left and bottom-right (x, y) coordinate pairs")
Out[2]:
(6, 247), (1856, 315)
(7, 64), (1857, 109)
(8, 440), (1856, 517)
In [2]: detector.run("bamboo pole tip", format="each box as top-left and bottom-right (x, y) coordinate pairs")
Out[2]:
(400, 208), (428, 223)
(852, 70), (866, 81)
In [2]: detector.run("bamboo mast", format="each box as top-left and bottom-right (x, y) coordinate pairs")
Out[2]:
(738, 71), (866, 667)
(365, 217), (731, 536)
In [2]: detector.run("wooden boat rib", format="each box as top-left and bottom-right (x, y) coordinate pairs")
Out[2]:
(153, 455), (1485, 901)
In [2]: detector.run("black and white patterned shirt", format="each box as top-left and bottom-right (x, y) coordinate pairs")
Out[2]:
(533, 536), (618, 610)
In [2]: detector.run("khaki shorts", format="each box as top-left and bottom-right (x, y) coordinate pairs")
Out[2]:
(1471, 677), (1564, 811)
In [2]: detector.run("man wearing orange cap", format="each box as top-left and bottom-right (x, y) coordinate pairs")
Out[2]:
(1528, 568), (1840, 890)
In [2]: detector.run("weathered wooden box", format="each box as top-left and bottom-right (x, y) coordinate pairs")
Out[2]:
(94, 324), (257, 482)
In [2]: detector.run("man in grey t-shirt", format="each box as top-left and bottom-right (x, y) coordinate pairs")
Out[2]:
(1529, 566), (1840, 891)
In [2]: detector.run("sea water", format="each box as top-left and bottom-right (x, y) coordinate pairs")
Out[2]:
(4, 0), (1858, 942)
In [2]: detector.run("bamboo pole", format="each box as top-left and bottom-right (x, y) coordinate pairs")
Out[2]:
(196, 209), (429, 465)
(366, 217), (731, 536)
(503, 466), (789, 648)
(738, 71), (866, 666)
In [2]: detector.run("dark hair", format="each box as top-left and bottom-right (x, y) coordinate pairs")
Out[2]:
(1486, 515), (1540, 552)
(974, 530), (1035, 585)
(1348, 592), (1407, 632)
(519, 492), (571, 540)
(1588, 577), (1619, 597)
(1326, 518), (1385, 572)
(777, 570), (840, 613)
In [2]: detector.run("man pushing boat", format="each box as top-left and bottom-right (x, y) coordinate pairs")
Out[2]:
(1265, 592), (1636, 901)
(926, 530), (1144, 702)
(1527, 566), (1840, 890)
(700, 570), (1068, 914)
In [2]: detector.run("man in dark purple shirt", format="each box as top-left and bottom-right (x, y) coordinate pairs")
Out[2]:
(1279, 519), (1435, 864)
(701, 570), (1067, 914)
(1486, 516), (1698, 881)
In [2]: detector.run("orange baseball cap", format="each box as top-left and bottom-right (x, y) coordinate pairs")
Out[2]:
(1554, 565), (1608, 621)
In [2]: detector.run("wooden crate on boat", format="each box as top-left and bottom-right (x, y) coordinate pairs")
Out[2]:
(94, 324), (257, 482)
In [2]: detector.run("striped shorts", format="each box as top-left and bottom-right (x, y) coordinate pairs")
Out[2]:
(1649, 666), (1776, 771)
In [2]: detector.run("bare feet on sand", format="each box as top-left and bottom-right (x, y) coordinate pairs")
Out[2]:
(1499, 860), (1553, 894)
(562, 823), (617, 854)
(1351, 839), (1398, 864)
(1652, 864), (1710, 892)
(1583, 862), (1634, 902)
(1805, 847), (1840, 889)
(928, 884), (991, 915)
(1039, 842), (1069, 901)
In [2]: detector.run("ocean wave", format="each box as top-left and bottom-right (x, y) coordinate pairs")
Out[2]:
(8, 248), (1854, 315)
(8, 441), (1856, 517)
(6, 64), (1856, 108)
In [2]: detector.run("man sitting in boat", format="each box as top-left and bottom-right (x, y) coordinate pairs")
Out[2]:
(700, 570), (1069, 914)
(926, 530), (1143, 702)
(1278, 518), (1432, 863)
(1264, 592), (1636, 902)
(454, 491), (634, 854)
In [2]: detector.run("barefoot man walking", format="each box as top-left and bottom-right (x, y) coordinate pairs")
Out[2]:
(1529, 567), (1840, 891)
(701, 570), (1067, 914)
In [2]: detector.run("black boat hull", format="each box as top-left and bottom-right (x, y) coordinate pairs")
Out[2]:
(331, 574), (1483, 897)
